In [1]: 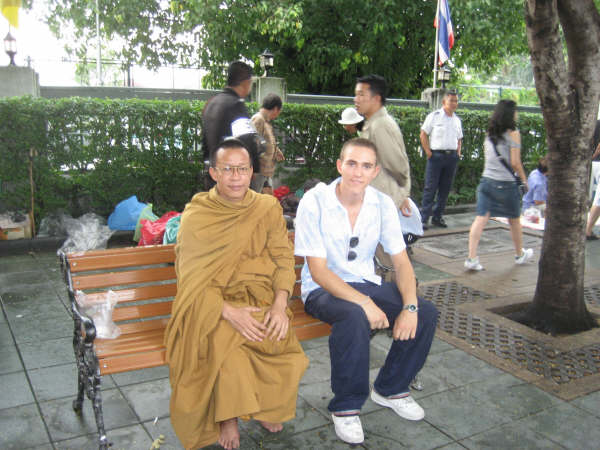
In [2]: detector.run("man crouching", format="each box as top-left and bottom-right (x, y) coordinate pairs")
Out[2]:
(164, 138), (308, 449)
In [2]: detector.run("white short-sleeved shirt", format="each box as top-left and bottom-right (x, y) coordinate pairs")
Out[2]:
(294, 178), (406, 302)
(421, 108), (463, 150)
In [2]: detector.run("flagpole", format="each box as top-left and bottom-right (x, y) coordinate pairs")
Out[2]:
(433, 0), (441, 88)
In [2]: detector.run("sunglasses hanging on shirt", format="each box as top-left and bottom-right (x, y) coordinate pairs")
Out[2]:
(347, 236), (359, 261)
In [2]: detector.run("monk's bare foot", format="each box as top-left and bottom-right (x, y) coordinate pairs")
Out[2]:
(259, 420), (283, 433)
(218, 418), (240, 450)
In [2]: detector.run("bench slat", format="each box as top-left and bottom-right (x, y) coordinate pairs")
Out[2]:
(68, 247), (175, 272)
(113, 301), (172, 322)
(293, 322), (332, 341)
(67, 244), (174, 261)
(72, 266), (175, 290)
(84, 283), (177, 305)
(96, 329), (165, 357)
(99, 350), (167, 375)
(117, 318), (170, 335)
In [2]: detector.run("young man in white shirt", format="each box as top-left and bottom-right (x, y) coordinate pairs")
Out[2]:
(294, 138), (438, 445)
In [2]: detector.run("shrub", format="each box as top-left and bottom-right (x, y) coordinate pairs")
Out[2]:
(0, 97), (547, 225)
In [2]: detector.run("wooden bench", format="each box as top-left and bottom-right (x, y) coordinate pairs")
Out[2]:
(61, 243), (330, 449)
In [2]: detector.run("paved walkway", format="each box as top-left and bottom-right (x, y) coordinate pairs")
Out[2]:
(1, 213), (600, 449)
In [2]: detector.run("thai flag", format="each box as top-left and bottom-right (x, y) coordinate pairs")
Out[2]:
(434, 0), (454, 66)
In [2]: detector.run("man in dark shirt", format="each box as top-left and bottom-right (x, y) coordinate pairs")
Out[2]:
(202, 61), (262, 189)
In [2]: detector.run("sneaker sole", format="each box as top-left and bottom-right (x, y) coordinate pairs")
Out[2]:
(370, 390), (425, 421)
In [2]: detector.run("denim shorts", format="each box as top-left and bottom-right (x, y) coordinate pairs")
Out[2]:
(476, 177), (521, 218)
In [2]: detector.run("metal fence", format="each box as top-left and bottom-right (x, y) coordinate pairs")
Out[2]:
(39, 85), (541, 113)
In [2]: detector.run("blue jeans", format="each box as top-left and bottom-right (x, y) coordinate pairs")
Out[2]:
(304, 282), (438, 413)
(420, 151), (459, 222)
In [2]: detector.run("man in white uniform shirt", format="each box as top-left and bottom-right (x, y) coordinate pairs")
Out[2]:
(419, 91), (463, 229)
(294, 138), (438, 445)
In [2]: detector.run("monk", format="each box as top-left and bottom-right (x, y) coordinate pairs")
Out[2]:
(164, 138), (308, 450)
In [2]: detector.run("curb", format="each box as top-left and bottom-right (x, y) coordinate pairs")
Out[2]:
(0, 230), (136, 256)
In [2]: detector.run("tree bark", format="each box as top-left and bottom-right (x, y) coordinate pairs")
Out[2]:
(523, 0), (600, 333)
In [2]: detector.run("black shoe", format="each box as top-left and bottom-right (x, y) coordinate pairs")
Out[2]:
(431, 217), (448, 228)
(586, 233), (599, 241)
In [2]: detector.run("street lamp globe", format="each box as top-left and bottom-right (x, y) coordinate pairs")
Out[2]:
(4, 31), (17, 66)
(438, 66), (451, 88)
(259, 50), (274, 77)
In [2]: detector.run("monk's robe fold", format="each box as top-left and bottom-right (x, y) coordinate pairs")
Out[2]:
(164, 188), (308, 449)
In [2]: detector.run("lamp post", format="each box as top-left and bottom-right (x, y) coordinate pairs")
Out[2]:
(437, 66), (451, 89)
(4, 31), (16, 66)
(259, 50), (274, 77)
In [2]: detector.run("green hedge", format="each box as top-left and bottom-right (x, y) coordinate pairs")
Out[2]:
(0, 97), (547, 226)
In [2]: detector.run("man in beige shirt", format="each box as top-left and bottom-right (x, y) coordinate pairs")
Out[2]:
(251, 94), (285, 193)
(354, 74), (423, 237)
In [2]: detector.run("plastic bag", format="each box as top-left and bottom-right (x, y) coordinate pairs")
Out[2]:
(37, 212), (67, 237)
(58, 213), (114, 255)
(108, 196), (147, 231)
(163, 215), (182, 244)
(273, 185), (290, 200)
(138, 211), (181, 246)
(133, 204), (159, 242)
(523, 207), (542, 223)
(75, 290), (121, 339)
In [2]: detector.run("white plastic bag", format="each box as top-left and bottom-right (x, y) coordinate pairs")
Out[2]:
(75, 290), (121, 339)
(523, 207), (542, 224)
(58, 213), (114, 255)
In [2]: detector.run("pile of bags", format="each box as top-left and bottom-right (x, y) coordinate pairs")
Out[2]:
(108, 196), (181, 246)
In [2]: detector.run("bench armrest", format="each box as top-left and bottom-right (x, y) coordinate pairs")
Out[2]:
(69, 289), (97, 344)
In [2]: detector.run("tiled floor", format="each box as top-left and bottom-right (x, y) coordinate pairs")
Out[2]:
(1, 213), (600, 449)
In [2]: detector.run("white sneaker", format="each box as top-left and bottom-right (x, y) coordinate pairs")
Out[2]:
(331, 413), (364, 444)
(515, 248), (534, 265)
(464, 257), (484, 271)
(371, 389), (425, 421)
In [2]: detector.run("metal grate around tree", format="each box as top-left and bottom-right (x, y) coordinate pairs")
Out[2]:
(423, 281), (600, 384)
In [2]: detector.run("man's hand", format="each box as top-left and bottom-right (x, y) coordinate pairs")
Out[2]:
(222, 303), (266, 342)
(400, 198), (412, 217)
(275, 149), (285, 162)
(392, 310), (418, 341)
(263, 303), (290, 341)
(362, 299), (389, 330)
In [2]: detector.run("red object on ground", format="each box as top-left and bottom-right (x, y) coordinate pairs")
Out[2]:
(138, 211), (181, 246)
(273, 186), (290, 200)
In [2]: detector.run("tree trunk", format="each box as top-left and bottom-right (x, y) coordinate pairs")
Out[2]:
(521, 0), (600, 334)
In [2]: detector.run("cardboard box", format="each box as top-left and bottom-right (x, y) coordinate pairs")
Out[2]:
(0, 213), (32, 240)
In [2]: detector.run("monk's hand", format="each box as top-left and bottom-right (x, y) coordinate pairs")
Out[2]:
(361, 298), (389, 330)
(392, 310), (418, 341)
(264, 303), (289, 341)
(222, 303), (266, 342)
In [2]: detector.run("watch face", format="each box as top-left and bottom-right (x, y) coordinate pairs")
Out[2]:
(405, 304), (418, 312)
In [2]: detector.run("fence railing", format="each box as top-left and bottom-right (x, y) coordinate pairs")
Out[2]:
(39, 85), (541, 113)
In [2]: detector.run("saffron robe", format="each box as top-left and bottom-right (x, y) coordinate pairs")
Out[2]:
(164, 188), (308, 449)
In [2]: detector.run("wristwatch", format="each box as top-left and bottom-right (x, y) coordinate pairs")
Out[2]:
(403, 304), (418, 313)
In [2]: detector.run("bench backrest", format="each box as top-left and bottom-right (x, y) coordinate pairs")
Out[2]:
(64, 243), (306, 332)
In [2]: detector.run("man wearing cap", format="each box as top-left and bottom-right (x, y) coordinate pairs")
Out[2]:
(419, 91), (463, 229)
(201, 61), (262, 190)
(294, 137), (437, 445)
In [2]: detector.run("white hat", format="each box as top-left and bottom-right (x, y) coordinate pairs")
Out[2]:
(338, 107), (364, 125)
